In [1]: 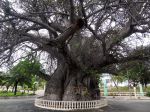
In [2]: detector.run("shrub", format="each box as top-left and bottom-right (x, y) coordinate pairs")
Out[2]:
(146, 91), (150, 97)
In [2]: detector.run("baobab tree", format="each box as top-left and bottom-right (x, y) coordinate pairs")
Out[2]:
(0, 0), (150, 101)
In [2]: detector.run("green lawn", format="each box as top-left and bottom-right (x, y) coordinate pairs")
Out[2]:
(107, 86), (150, 92)
(0, 91), (34, 97)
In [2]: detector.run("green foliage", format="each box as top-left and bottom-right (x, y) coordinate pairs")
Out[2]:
(86, 69), (98, 75)
(0, 58), (45, 93)
(118, 61), (150, 87)
(85, 69), (101, 78)
(0, 91), (34, 97)
(0, 72), (11, 87)
(0, 72), (5, 85)
(85, 69), (102, 83)
(146, 91), (150, 97)
(7, 58), (42, 94)
(109, 86), (150, 92)
(11, 58), (41, 77)
(112, 75), (126, 84)
(109, 86), (130, 92)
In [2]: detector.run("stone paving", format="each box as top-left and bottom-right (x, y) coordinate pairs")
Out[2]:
(0, 98), (150, 112)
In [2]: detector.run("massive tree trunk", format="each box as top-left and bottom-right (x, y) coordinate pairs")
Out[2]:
(44, 61), (100, 101)
(62, 71), (100, 101)
(44, 61), (68, 100)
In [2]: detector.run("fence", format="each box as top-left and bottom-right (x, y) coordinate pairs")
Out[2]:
(35, 98), (108, 111)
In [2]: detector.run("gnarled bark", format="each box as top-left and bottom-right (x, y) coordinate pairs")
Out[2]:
(44, 61), (68, 100)
(45, 61), (100, 101)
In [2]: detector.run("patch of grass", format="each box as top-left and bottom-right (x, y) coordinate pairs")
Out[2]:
(107, 86), (150, 92)
(109, 86), (130, 92)
(0, 91), (35, 97)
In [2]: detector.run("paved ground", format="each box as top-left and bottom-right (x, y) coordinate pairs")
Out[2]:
(0, 98), (51, 112)
(103, 99), (150, 112)
(0, 98), (150, 112)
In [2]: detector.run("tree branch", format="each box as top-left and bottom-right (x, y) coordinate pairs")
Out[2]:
(47, 18), (85, 46)
(37, 71), (51, 81)
(107, 21), (134, 50)
(69, 0), (75, 23)
(117, 55), (149, 64)
(9, 11), (58, 37)
(0, 17), (16, 23)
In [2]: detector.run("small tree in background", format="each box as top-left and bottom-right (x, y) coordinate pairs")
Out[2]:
(116, 61), (150, 88)
(10, 58), (42, 95)
(0, 72), (4, 86)
(111, 75), (126, 91)
(0, 72), (11, 91)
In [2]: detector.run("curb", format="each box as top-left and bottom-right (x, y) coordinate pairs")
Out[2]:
(105, 96), (150, 100)
(0, 95), (37, 99)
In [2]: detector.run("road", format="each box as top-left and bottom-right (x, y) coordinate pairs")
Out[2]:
(0, 98), (150, 112)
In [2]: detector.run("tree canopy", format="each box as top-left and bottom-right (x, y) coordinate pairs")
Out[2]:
(0, 0), (150, 74)
(116, 61), (150, 87)
(9, 58), (42, 95)
(10, 58), (41, 77)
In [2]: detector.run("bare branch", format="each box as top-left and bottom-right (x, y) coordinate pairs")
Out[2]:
(37, 71), (51, 81)
(47, 18), (85, 46)
(69, 0), (75, 23)
(9, 11), (58, 37)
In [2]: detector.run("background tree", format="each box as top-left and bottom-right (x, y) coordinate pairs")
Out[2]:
(9, 58), (42, 95)
(0, 72), (10, 91)
(0, 0), (150, 100)
(0, 72), (4, 86)
(119, 61), (150, 88)
(111, 75), (126, 91)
